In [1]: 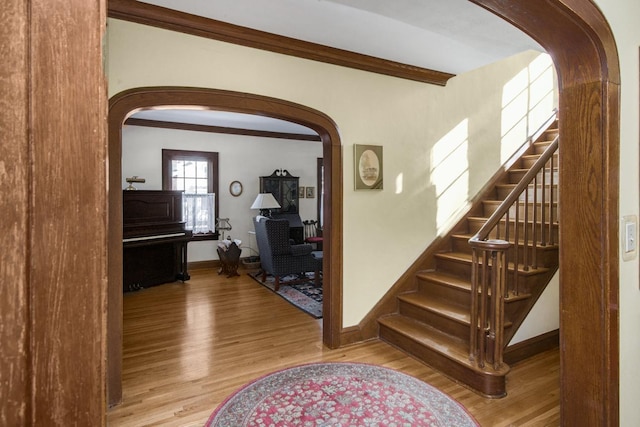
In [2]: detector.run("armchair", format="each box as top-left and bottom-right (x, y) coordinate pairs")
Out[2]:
(253, 216), (319, 291)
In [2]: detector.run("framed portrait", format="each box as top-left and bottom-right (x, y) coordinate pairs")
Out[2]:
(354, 144), (383, 190)
(305, 186), (315, 198)
(298, 186), (306, 198)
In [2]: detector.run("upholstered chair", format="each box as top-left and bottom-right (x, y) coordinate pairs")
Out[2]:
(253, 216), (318, 291)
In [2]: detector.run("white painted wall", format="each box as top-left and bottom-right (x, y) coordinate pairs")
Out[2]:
(108, 19), (557, 329)
(121, 125), (322, 261)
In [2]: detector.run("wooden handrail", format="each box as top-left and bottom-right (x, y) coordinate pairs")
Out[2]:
(467, 113), (559, 371)
(469, 137), (558, 244)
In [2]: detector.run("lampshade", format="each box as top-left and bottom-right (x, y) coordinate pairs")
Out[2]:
(250, 193), (281, 210)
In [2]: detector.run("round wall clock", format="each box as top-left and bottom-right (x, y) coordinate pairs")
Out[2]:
(229, 180), (243, 197)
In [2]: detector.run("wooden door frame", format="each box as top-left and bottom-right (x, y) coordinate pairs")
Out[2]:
(108, 87), (344, 405)
(1, 0), (108, 424)
(472, 0), (620, 424)
(2, 0), (620, 424)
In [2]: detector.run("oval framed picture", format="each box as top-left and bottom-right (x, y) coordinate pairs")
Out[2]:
(229, 180), (243, 197)
(354, 144), (383, 190)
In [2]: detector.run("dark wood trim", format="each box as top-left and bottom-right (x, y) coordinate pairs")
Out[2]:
(188, 260), (219, 271)
(109, 86), (344, 405)
(473, 1), (619, 424)
(1, 0), (30, 424)
(8, 0), (109, 424)
(188, 259), (263, 271)
(125, 117), (322, 142)
(106, 0), (455, 86)
(316, 158), (324, 223)
(161, 149), (218, 193)
(189, 233), (218, 242)
(160, 149), (221, 242)
(504, 330), (560, 365)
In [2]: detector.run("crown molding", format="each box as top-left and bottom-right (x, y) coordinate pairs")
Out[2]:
(125, 117), (321, 141)
(107, 0), (455, 86)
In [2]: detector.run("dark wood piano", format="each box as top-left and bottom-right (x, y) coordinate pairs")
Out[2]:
(122, 190), (192, 292)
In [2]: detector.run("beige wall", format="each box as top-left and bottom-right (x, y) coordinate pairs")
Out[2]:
(594, 0), (640, 424)
(121, 125), (323, 262)
(108, 19), (556, 326)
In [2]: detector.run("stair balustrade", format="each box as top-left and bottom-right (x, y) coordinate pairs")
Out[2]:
(468, 131), (559, 371)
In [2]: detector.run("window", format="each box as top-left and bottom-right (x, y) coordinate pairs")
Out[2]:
(162, 149), (219, 239)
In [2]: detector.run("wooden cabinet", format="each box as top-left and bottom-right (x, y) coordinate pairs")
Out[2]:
(259, 169), (299, 214)
(259, 170), (303, 243)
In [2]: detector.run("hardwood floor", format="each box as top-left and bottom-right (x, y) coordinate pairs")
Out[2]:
(107, 267), (560, 426)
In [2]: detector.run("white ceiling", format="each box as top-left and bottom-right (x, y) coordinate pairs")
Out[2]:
(131, 109), (319, 136)
(131, 0), (543, 133)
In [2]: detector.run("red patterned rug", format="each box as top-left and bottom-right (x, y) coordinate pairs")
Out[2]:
(205, 362), (479, 426)
(249, 272), (322, 318)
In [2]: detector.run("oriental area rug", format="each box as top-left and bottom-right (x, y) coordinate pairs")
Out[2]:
(205, 362), (479, 426)
(249, 272), (322, 318)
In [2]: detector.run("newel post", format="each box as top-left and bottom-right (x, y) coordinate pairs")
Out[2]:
(469, 239), (511, 370)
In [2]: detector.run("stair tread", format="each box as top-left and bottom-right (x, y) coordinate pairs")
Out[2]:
(522, 152), (558, 159)
(495, 183), (558, 188)
(379, 315), (510, 376)
(468, 215), (560, 226)
(435, 251), (551, 275)
(482, 199), (558, 206)
(451, 233), (560, 249)
(379, 315), (469, 361)
(398, 292), (470, 324)
(414, 270), (532, 303)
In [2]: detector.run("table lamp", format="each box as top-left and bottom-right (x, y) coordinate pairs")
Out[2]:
(250, 193), (281, 217)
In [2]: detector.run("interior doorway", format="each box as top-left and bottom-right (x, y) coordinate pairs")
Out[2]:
(108, 87), (344, 405)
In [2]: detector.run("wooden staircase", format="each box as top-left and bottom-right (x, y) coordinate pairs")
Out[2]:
(379, 115), (559, 398)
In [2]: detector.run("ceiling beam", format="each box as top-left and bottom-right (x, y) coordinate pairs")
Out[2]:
(107, 0), (455, 86)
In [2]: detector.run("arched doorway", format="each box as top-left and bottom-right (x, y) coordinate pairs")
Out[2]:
(108, 87), (344, 404)
(105, 1), (621, 423)
(472, 0), (620, 424)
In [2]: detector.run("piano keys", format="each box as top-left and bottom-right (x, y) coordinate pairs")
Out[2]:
(122, 190), (192, 292)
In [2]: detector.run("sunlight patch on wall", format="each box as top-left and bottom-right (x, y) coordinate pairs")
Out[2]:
(431, 119), (470, 233)
(395, 172), (404, 194)
(501, 53), (556, 163)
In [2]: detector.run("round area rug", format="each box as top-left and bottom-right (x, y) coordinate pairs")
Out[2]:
(206, 362), (479, 426)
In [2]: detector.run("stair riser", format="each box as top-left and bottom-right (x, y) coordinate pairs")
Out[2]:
(508, 169), (558, 184)
(506, 246), (558, 268)
(434, 256), (474, 279)
(520, 153), (558, 169)
(482, 202), (558, 222)
(435, 256), (549, 286)
(399, 301), (470, 342)
(417, 279), (471, 306)
(496, 185), (559, 202)
(452, 237), (558, 267)
(379, 324), (506, 397)
(533, 142), (552, 154)
(467, 218), (559, 243)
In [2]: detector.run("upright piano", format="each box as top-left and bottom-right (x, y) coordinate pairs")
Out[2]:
(122, 190), (192, 292)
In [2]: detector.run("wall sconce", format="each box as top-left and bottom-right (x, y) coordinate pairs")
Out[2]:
(125, 176), (145, 191)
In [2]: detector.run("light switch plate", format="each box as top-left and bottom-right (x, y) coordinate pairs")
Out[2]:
(622, 215), (638, 261)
